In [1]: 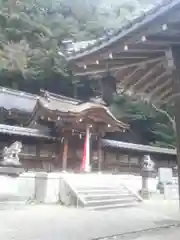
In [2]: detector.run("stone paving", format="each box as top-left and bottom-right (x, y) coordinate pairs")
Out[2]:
(0, 200), (179, 240)
(111, 225), (180, 240)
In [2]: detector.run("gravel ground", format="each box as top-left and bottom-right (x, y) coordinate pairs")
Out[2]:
(0, 201), (179, 240)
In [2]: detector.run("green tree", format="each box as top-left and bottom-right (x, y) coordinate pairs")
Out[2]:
(110, 94), (175, 148)
(0, 0), (155, 86)
(0, 0), (68, 83)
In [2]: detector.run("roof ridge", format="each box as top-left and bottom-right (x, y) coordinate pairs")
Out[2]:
(67, 0), (178, 60)
(0, 86), (38, 100)
(40, 89), (82, 104)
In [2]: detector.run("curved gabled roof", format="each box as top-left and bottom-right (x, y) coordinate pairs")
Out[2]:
(29, 91), (128, 131)
(0, 87), (127, 131)
(67, 0), (180, 106)
(67, 0), (178, 60)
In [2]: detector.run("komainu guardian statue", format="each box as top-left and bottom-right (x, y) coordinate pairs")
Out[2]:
(1, 141), (22, 166)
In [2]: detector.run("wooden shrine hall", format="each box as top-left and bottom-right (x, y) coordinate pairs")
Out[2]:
(67, 0), (180, 106)
(1, 0), (180, 174)
(0, 87), (128, 172)
(28, 90), (128, 172)
(65, 0), (180, 192)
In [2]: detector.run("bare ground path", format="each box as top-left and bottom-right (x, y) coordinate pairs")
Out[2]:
(0, 200), (179, 240)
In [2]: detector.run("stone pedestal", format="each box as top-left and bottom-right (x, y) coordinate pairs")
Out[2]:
(35, 172), (48, 203)
(141, 171), (150, 199)
(0, 166), (24, 177)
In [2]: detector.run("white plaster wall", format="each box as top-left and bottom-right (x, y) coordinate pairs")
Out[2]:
(0, 172), (160, 204)
(118, 175), (158, 193)
(17, 172), (36, 201)
(44, 172), (62, 203)
(0, 175), (18, 200)
(0, 172), (36, 201)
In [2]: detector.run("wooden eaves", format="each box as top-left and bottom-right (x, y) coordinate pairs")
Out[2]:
(27, 90), (128, 133)
(67, 0), (180, 106)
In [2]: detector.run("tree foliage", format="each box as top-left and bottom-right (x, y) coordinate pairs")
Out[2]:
(0, 0), (156, 85)
(110, 94), (175, 148)
(0, 0), (174, 148)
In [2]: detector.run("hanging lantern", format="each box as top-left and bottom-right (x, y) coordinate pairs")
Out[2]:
(162, 24), (167, 31)
(109, 53), (113, 59)
(124, 45), (128, 51)
(141, 36), (146, 42)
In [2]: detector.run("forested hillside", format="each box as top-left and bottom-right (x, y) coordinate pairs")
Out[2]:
(0, 0), (175, 147)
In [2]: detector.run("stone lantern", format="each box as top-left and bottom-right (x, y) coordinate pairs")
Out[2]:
(141, 155), (155, 199)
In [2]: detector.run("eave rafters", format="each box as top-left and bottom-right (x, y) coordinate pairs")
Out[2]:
(67, 0), (180, 103)
(149, 78), (172, 99)
(141, 69), (168, 93)
(68, 0), (180, 62)
(130, 62), (162, 91)
(120, 67), (140, 89)
(155, 87), (173, 104)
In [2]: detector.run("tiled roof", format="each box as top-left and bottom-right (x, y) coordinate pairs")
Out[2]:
(102, 139), (176, 155)
(0, 87), (127, 129)
(0, 124), (54, 139)
(37, 92), (128, 129)
(0, 87), (37, 113)
(0, 124), (175, 155)
(67, 0), (179, 59)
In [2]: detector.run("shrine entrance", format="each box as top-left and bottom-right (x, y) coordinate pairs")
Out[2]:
(28, 91), (128, 173)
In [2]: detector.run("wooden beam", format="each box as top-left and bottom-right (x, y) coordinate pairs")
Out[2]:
(74, 57), (164, 76)
(122, 67), (140, 88)
(131, 62), (162, 90)
(103, 56), (149, 61)
(149, 78), (172, 98)
(154, 88), (172, 102)
(77, 57), (156, 69)
(146, 35), (180, 45)
(62, 137), (68, 171)
(114, 50), (165, 57)
(140, 70), (168, 93)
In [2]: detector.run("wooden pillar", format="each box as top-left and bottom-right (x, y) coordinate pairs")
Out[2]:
(84, 125), (91, 172)
(97, 126), (105, 173)
(167, 47), (180, 205)
(98, 136), (102, 172)
(62, 137), (68, 171)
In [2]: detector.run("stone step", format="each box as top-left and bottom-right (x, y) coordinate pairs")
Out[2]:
(71, 183), (124, 187)
(75, 186), (126, 191)
(82, 193), (132, 201)
(86, 202), (139, 210)
(84, 197), (137, 207)
(77, 189), (129, 195)
(0, 194), (27, 202)
(60, 173), (142, 209)
(0, 201), (26, 210)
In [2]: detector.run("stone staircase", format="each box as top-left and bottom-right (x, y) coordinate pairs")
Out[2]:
(61, 173), (142, 210)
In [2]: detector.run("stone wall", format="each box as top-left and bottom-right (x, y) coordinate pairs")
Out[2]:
(0, 172), (164, 204)
(103, 148), (177, 176)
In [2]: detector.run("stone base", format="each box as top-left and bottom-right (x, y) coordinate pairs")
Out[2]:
(0, 160), (21, 167)
(140, 189), (150, 199)
(0, 166), (24, 177)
